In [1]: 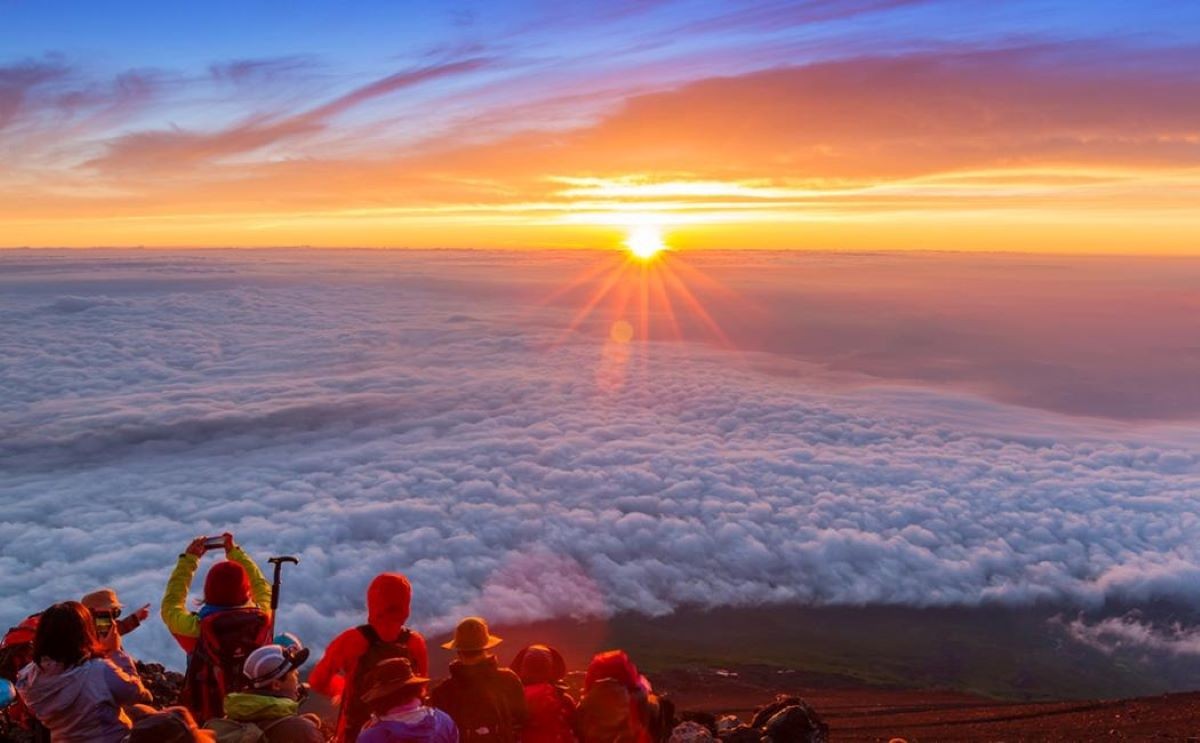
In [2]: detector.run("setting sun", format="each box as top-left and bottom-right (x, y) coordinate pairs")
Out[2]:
(625, 225), (667, 260)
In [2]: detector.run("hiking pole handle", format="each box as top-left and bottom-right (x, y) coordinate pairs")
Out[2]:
(267, 555), (299, 612)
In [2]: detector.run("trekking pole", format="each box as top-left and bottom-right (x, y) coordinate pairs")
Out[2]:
(267, 555), (299, 638)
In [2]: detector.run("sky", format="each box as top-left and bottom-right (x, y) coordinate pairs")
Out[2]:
(3, 0), (1200, 250)
(3, 249), (1200, 667)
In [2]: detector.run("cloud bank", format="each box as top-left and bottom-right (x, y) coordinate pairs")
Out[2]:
(2, 249), (1199, 666)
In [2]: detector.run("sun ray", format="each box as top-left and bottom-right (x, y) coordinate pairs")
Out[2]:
(556, 258), (635, 343)
(658, 260), (733, 348)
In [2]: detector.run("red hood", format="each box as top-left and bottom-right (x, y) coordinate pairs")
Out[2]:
(366, 573), (412, 641)
(584, 650), (649, 693)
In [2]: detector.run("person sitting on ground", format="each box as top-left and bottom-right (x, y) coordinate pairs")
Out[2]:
(357, 657), (457, 743)
(81, 588), (149, 675)
(15, 601), (153, 743)
(128, 705), (216, 743)
(162, 532), (273, 723)
(430, 616), (527, 743)
(576, 650), (662, 743)
(310, 572), (428, 742)
(510, 644), (576, 743)
(204, 641), (324, 742)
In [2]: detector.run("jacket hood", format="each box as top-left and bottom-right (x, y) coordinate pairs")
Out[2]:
(224, 691), (299, 721)
(367, 573), (411, 640)
(16, 660), (87, 718)
(366, 707), (446, 742)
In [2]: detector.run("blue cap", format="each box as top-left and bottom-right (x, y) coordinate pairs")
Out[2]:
(0, 679), (16, 709)
(274, 632), (302, 649)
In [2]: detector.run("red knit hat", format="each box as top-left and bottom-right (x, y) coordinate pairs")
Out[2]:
(204, 561), (251, 607)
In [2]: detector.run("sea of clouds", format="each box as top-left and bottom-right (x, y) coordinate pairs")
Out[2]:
(2, 249), (1199, 666)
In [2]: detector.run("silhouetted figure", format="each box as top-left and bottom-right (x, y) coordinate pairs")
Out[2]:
(511, 644), (576, 743)
(576, 651), (661, 743)
(430, 617), (527, 743)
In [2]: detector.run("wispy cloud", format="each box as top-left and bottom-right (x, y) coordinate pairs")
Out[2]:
(85, 56), (493, 173)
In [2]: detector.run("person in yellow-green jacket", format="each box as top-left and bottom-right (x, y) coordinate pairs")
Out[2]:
(161, 532), (273, 724)
(204, 641), (324, 742)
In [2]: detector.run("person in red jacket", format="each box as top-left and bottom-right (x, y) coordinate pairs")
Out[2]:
(309, 573), (428, 743)
(511, 644), (577, 743)
(577, 651), (661, 743)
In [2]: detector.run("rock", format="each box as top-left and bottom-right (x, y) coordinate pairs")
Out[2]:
(670, 721), (716, 743)
(720, 724), (763, 743)
(680, 711), (719, 736)
(135, 660), (183, 709)
(761, 702), (829, 743)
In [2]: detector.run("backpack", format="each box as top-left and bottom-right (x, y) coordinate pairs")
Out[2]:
(205, 716), (288, 743)
(180, 608), (272, 723)
(577, 679), (645, 743)
(341, 624), (413, 740)
(443, 673), (513, 743)
(0, 614), (39, 683)
(0, 614), (49, 740)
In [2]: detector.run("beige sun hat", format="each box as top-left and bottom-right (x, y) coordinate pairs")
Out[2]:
(441, 616), (503, 651)
(80, 588), (122, 613)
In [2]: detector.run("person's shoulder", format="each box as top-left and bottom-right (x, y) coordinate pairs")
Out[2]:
(267, 713), (324, 742)
(358, 726), (393, 743)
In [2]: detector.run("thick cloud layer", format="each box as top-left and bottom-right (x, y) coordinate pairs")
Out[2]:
(2, 249), (1199, 666)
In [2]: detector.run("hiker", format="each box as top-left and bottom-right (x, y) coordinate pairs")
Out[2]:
(204, 642), (324, 742)
(429, 616), (527, 743)
(162, 533), (273, 723)
(310, 572), (428, 742)
(576, 650), (661, 743)
(510, 644), (576, 743)
(357, 657), (457, 743)
(81, 588), (149, 674)
(128, 706), (216, 743)
(15, 601), (152, 742)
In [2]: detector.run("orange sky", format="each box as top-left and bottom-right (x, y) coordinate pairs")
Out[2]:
(4, 10), (1200, 252)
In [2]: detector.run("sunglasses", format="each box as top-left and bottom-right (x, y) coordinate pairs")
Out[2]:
(91, 608), (122, 619)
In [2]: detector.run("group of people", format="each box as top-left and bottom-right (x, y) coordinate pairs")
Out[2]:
(1, 534), (669, 743)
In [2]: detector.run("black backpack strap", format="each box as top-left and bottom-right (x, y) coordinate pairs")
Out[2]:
(357, 624), (412, 647)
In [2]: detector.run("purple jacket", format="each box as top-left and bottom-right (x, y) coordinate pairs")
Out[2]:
(360, 705), (460, 743)
(16, 657), (152, 743)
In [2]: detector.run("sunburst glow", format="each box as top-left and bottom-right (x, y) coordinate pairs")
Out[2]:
(625, 225), (667, 260)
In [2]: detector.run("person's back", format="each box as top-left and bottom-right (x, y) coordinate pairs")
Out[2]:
(214, 690), (323, 742)
(431, 657), (525, 743)
(430, 618), (526, 743)
(359, 702), (458, 743)
(18, 657), (148, 743)
(522, 683), (576, 743)
(576, 651), (657, 743)
(511, 644), (575, 743)
(164, 534), (273, 722)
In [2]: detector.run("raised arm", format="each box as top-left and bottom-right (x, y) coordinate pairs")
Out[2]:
(161, 537), (206, 641)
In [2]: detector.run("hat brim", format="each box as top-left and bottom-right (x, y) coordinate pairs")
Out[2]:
(440, 634), (503, 651)
(360, 676), (430, 703)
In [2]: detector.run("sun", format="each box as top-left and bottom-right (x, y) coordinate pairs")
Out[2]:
(624, 224), (667, 260)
